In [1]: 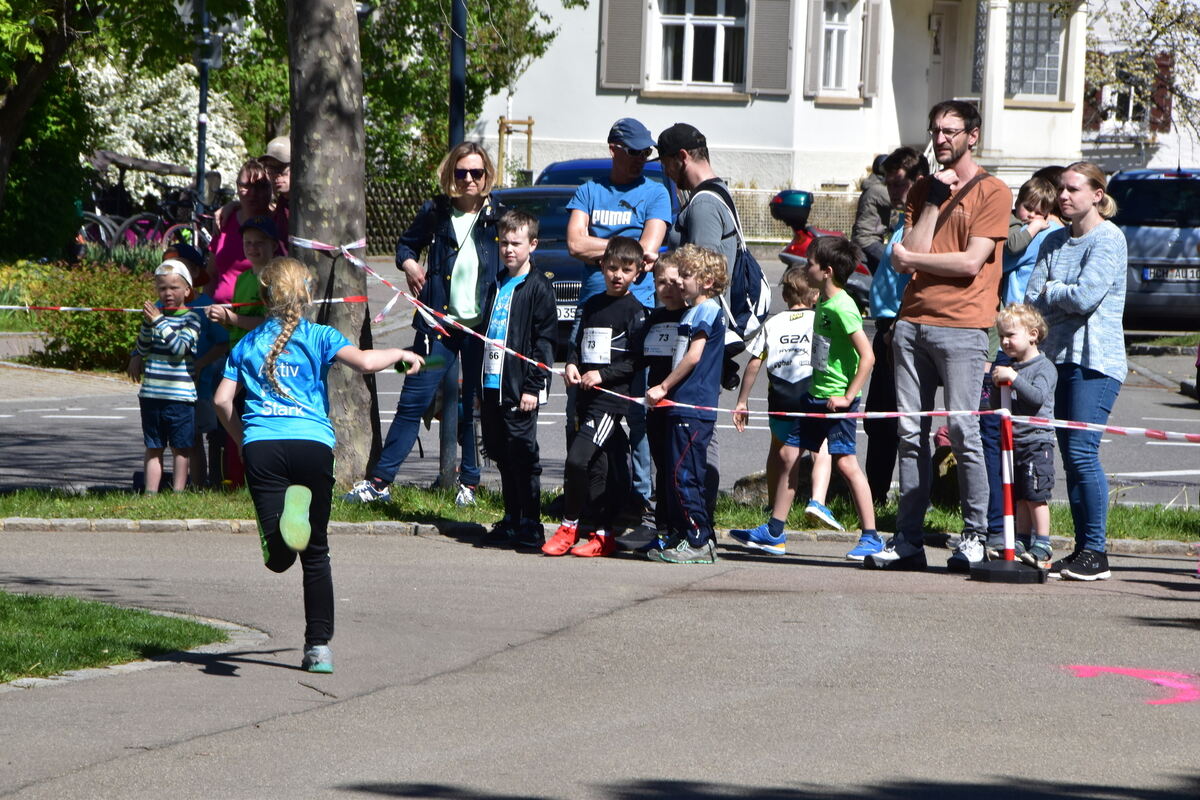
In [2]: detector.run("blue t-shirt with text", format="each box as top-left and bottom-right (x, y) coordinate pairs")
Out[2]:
(668, 297), (725, 420)
(224, 318), (352, 449)
(567, 175), (672, 308)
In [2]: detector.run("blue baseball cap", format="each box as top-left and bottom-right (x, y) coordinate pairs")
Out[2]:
(241, 215), (279, 241)
(608, 118), (655, 151)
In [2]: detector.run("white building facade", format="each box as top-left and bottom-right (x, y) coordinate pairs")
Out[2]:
(477, 0), (1090, 189)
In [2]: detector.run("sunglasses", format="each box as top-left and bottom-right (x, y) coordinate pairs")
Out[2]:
(616, 144), (653, 159)
(454, 168), (486, 181)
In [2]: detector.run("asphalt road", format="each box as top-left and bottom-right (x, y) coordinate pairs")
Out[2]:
(1, 529), (1199, 799)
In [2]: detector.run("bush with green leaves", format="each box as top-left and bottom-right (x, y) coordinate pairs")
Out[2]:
(32, 263), (147, 371)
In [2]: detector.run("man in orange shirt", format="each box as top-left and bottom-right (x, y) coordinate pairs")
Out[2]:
(864, 100), (1011, 572)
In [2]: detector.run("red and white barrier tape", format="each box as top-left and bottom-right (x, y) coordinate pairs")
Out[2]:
(0, 297), (368, 314)
(289, 236), (1200, 445)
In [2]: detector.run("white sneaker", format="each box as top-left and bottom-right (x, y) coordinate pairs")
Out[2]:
(947, 534), (986, 573)
(454, 483), (477, 507)
(341, 479), (390, 504)
(862, 537), (928, 570)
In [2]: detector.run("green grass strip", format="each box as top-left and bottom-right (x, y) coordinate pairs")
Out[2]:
(0, 591), (226, 683)
(1, 486), (1198, 541)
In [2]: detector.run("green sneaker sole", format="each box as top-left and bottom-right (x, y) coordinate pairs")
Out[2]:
(281, 485), (312, 552)
(305, 661), (333, 674)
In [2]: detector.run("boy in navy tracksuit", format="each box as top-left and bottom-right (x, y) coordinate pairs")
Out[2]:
(542, 236), (648, 558)
(478, 210), (558, 549)
(645, 244), (728, 565)
(630, 252), (687, 550)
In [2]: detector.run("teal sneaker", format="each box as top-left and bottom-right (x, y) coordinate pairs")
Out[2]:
(301, 644), (333, 674)
(280, 485), (312, 552)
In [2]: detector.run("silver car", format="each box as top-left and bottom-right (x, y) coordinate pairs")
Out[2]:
(1108, 168), (1200, 328)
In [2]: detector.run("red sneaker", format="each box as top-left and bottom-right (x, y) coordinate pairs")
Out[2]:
(541, 523), (578, 556)
(570, 532), (616, 558)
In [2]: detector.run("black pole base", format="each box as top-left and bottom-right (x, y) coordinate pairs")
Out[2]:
(970, 559), (1048, 583)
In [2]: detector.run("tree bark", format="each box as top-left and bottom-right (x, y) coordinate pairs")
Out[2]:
(0, 17), (77, 217)
(286, 0), (379, 487)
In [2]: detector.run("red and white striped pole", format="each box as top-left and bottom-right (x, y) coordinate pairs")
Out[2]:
(999, 383), (1017, 562)
(970, 381), (1044, 582)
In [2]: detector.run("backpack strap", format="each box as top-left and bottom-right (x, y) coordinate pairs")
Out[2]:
(691, 188), (749, 252)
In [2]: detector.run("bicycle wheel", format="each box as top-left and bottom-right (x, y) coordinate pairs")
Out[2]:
(162, 222), (202, 249)
(77, 212), (116, 252)
(113, 212), (167, 250)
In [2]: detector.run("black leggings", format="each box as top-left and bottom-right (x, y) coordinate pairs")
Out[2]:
(564, 410), (629, 528)
(243, 439), (335, 647)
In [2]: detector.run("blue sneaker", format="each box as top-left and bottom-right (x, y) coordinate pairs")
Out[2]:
(729, 523), (787, 556)
(804, 500), (844, 531)
(845, 532), (884, 562)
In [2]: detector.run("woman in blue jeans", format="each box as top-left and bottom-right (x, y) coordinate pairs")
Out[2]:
(1025, 161), (1127, 581)
(344, 142), (501, 506)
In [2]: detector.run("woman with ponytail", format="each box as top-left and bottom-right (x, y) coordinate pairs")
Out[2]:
(214, 257), (423, 674)
(1024, 161), (1127, 582)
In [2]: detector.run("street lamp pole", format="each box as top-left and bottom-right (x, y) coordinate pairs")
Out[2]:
(437, 0), (469, 489)
(194, 0), (211, 212)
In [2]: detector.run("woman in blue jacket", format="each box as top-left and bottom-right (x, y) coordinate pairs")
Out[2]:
(344, 142), (501, 506)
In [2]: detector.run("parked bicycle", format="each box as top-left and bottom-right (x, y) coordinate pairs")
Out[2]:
(112, 177), (231, 253)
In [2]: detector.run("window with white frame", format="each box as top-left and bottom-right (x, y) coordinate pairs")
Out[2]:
(970, 0), (1063, 97)
(822, 0), (854, 91)
(656, 0), (747, 89)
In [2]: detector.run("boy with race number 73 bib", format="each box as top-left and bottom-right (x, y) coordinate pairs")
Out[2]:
(543, 236), (648, 557)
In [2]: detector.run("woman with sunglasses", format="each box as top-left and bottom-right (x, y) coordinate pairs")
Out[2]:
(343, 141), (501, 506)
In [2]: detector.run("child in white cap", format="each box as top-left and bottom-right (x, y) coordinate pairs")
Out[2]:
(128, 259), (202, 492)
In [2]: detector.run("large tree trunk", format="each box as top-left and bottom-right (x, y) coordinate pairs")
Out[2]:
(286, 0), (379, 487)
(0, 18), (77, 217)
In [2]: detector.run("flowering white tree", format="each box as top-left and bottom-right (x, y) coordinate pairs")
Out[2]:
(76, 57), (247, 202)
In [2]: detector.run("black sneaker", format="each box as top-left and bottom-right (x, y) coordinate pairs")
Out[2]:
(1060, 548), (1110, 581)
(513, 521), (546, 550)
(1048, 549), (1081, 579)
(479, 519), (516, 548)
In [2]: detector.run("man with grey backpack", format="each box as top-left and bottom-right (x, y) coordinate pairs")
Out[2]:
(655, 122), (771, 367)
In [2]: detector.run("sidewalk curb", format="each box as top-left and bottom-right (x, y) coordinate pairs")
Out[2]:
(1126, 356), (1187, 392)
(2, 517), (1196, 557)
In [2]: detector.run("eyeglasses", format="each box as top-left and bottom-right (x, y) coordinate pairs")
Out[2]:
(928, 127), (967, 140)
(616, 144), (653, 159)
(454, 168), (486, 181)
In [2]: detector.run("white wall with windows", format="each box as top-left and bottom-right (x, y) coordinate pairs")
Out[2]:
(474, 0), (1088, 190)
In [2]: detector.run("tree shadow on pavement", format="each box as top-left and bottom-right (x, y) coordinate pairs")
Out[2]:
(339, 776), (1200, 800)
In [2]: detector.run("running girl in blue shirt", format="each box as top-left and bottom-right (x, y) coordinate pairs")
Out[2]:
(215, 257), (424, 674)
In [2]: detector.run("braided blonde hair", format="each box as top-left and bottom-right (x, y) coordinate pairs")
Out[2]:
(259, 257), (312, 399)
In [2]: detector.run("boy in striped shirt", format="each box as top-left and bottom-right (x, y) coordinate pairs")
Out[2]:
(130, 260), (201, 493)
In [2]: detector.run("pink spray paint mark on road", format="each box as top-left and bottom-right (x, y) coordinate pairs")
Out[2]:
(1066, 665), (1200, 705)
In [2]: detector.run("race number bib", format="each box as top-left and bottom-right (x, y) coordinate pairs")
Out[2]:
(484, 343), (504, 375)
(811, 333), (831, 373)
(581, 327), (612, 365)
(644, 323), (677, 357)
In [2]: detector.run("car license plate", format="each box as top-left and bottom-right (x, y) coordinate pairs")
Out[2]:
(556, 305), (577, 321)
(1142, 267), (1200, 281)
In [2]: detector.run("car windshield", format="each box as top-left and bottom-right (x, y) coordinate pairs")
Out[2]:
(536, 167), (667, 188)
(497, 194), (570, 244)
(1110, 178), (1200, 227)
